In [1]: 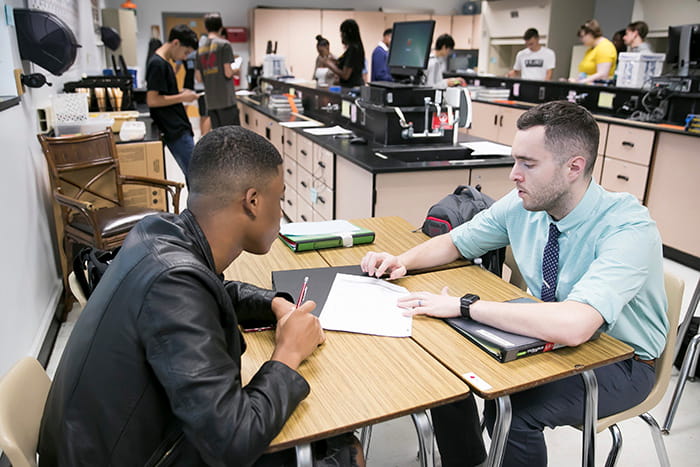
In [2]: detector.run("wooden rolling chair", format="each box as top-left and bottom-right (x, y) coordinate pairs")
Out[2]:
(0, 357), (51, 467)
(576, 271), (683, 467)
(38, 130), (184, 319)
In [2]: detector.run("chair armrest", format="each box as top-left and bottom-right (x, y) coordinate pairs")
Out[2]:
(119, 175), (184, 214)
(54, 190), (99, 231)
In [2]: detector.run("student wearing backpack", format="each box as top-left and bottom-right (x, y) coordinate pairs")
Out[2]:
(361, 101), (667, 467)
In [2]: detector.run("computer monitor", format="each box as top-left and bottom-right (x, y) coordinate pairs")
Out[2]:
(387, 20), (436, 83)
(666, 24), (700, 76)
(447, 49), (479, 72)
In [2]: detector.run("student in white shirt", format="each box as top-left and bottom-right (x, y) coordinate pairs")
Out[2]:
(508, 28), (556, 81)
(424, 34), (466, 88)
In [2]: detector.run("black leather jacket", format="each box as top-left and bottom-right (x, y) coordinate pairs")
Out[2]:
(39, 210), (310, 466)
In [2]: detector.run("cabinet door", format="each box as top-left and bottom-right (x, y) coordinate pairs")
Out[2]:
(355, 11), (386, 80)
(296, 136), (314, 173)
(497, 106), (525, 146)
(470, 166), (514, 201)
(335, 157), (373, 220)
(432, 15), (452, 38)
(283, 186), (298, 222)
(297, 166), (313, 205)
(312, 178), (334, 221)
(469, 102), (500, 141)
(297, 198), (314, 223)
(251, 9), (290, 67)
(451, 16), (474, 49)
(646, 132), (700, 256)
(286, 10), (321, 80)
(375, 169), (470, 227)
(321, 10), (350, 59)
(283, 128), (297, 158)
(605, 124), (655, 166)
(313, 145), (335, 189)
(471, 14), (482, 49)
(283, 155), (297, 188)
(600, 157), (648, 201)
(238, 103), (252, 130)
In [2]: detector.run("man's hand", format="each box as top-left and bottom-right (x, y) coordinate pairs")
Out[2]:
(271, 300), (325, 370)
(180, 89), (198, 103)
(398, 286), (460, 318)
(360, 252), (407, 280)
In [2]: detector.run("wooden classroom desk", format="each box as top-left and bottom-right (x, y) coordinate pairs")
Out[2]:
(319, 217), (635, 467)
(223, 232), (470, 467)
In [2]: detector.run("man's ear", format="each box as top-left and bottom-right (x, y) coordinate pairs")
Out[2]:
(567, 155), (587, 180)
(242, 187), (258, 219)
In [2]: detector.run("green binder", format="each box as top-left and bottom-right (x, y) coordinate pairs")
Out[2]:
(279, 226), (375, 252)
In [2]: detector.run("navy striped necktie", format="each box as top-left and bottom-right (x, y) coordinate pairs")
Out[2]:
(541, 223), (560, 302)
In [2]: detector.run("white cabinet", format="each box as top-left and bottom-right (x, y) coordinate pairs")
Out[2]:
(599, 124), (655, 202)
(468, 102), (525, 146)
(481, 0), (551, 39)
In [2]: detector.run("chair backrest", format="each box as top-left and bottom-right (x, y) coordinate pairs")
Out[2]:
(38, 130), (125, 212)
(0, 357), (51, 467)
(596, 271), (684, 430)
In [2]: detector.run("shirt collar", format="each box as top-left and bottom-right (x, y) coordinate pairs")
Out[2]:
(550, 179), (602, 233)
(378, 41), (389, 51)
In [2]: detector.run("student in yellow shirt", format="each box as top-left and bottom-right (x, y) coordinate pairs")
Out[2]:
(577, 19), (617, 84)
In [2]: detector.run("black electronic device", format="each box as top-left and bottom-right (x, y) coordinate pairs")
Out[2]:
(63, 76), (135, 112)
(361, 81), (436, 107)
(666, 24), (700, 77)
(14, 8), (81, 76)
(650, 75), (700, 93)
(447, 49), (479, 72)
(387, 20), (436, 83)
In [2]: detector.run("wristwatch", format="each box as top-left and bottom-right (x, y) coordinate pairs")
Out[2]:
(460, 293), (480, 319)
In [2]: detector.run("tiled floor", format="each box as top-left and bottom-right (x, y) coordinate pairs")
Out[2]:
(47, 135), (699, 465)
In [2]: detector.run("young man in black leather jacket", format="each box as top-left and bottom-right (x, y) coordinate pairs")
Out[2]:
(39, 127), (361, 466)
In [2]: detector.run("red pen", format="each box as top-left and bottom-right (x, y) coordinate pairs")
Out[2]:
(295, 276), (309, 308)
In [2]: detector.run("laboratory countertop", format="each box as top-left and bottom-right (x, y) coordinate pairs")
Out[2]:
(237, 95), (514, 174)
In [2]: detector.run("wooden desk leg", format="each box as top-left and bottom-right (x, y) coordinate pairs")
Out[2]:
(411, 411), (435, 467)
(486, 396), (512, 467)
(581, 370), (598, 467)
(295, 444), (313, 467)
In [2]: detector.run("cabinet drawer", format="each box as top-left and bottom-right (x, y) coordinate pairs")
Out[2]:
(313, 145), (335, 189)
(605, 124), (654, 166)
(296, 136), (314, 172)
(297, 198), (314, 223)
(600, 157), (648, 200)
(283, 128), (297, 158)
(283, 155), (297, 188)
(312, 179), (334, 220)
(593, 155), (604, 183)
(296, 166), (313, 204)
(283, 185), (298, 222)
(313, 209), (329, 222)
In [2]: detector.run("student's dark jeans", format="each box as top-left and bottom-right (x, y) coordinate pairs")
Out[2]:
(164, 132), (194, 178)
(482, 359), (655, 467)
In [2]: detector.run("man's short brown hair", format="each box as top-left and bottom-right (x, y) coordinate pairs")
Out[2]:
(517, 101), (599, 177)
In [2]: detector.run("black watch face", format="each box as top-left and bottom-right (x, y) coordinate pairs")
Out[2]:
(462, 293), (479, 305)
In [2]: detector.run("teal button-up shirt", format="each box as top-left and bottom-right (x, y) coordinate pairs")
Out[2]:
(450, 181), (668, 359)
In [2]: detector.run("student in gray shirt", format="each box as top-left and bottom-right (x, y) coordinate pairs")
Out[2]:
(196, 13), (240, 128)
(624, 21), (653, 53)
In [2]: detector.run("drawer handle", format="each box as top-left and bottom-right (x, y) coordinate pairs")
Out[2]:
(616, 174), (630, 181)
(300, 149), (308, 156)
(286, 140), (292, 146)
(493, 114), (498, 126)
(300, 214), (308, 222)
(621, 141), (635, 148)
(287, 199), (293, 206)
(286, 168), (292, 175)
(499, 115), (504, 127)
(318, 161), (326, 169)
(318, 196), (326, 204)
(300, 181), (307, 188)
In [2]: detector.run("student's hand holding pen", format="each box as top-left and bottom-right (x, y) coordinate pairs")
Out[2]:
(271, 300), (325, 370)
(360, 251), (407, 280)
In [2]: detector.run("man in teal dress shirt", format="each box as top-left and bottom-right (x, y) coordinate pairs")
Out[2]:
(360, 100), (668, 467)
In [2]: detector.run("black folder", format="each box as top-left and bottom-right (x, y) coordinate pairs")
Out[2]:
(271, 265), (366, 316)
